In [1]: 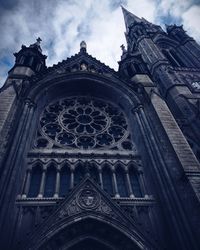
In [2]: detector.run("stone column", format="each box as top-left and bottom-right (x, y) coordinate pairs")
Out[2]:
(112, 168), (119, 198)
(38, 168), (46, 198)
(54, 169), (60, 198)
(138, 169), (148, 198)
(98, 167), (103, 189)
(70, 168), (74, 190)
(125, 169), (134, 198)
(21, 169), (31, 198)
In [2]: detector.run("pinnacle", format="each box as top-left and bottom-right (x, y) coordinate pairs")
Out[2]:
(80, 40), (87, 53)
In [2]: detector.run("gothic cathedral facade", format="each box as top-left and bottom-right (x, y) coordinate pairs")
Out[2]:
(0, 7), (200, 250)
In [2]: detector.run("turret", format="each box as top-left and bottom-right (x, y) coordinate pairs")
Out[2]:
(166, 24), (200, 65)
(166, 25), (193, 43)
(118, 44), (149, 79)
(4, 38), (47, 87)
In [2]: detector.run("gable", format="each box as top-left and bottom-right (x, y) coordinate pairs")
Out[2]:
(31, 50), (118, 84)
(23, 178), (159, 250)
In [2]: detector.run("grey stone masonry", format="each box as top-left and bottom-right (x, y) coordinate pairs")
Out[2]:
(0, 85), (16, 133)
(150, 89), (200, 199)
(150, 90), (200, 170)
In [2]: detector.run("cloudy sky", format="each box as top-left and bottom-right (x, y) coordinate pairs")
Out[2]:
(0, 0), (200, 86)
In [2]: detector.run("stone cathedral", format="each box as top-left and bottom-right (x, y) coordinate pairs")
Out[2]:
(0, 6), (200, 250)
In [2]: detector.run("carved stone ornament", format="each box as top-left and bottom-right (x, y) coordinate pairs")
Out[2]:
(191, 81), (200, 90)
(77, 188), (100, 210)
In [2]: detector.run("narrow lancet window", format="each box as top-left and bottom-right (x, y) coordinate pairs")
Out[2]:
(28, 166), (42, 197)
(44, 165), (56, 197)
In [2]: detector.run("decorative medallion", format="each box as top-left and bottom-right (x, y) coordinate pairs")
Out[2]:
(77, 188), (100, 210)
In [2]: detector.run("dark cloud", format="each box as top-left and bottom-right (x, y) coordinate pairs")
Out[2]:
(0, 0), (199, 87)
(0, 0), (20, 11)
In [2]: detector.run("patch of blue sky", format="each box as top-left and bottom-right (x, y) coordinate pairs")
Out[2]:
(157, 13), (182, 29)
(0, 56), (13, 67)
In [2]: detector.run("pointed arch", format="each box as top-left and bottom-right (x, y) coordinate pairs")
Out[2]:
(115, 164), (128, 197)
(162, 49), (185, 67)
(129, 165), (142, 197)
(59, 164), (71, 197)
(74, 162), (85, 186)
(89, 163), (99, 183)
(66, 236), (114, 250)
(44, 164), (56, 197)
(29, 214), (154, 250)
(28, 164), (42, 198)
(154, 35), (187, 67)
(102, 164), (113, 196)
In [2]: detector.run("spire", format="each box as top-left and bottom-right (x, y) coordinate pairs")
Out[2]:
(121, 6), (142, 31)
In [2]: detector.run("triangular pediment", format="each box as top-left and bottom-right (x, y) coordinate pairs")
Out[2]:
(24, 177), (159, 249)
(31, 50), (118, 83)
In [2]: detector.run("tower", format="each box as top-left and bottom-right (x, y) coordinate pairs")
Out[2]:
(120, 6), (200, 161)
(0, 7), (200, 250)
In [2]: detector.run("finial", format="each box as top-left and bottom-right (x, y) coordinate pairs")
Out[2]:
(120, 44), (127, 54)
(80, 41), (87, 52)
(36, 37), (42, 44)
(29, 37), (43, 53)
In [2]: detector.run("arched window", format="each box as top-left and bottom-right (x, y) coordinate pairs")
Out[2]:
(102, 166), (113, 196)
(162, 49), (185, 67)
(170, 50), (184, 66)
(90, 165), (99, 183)
(19, 55), (25, 64)
(134, 63), (142, 73)
(44, 165), (56, 197)
(28, 165), (42, 197)
(115, 166), (128, 197)
(59, 165), (71, 197)
(129, 167), (142, 197)
(24, 56), (31, 66)
(74, 164), (85, 186)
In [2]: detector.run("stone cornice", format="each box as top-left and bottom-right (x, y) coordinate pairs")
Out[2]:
(28, 149), (140, 158)
(16, 196), (156, 206)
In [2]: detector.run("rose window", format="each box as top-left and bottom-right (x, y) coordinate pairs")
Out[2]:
(35, 97), (134, 150)
(60, 106), (108, 135)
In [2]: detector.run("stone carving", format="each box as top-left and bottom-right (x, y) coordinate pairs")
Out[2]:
(77, 188), (100, 210)
(191, 81), (200, 90)
(56, 182), (123, 221)
(98, 200), (112, 214)
(58, 199), (81, 218)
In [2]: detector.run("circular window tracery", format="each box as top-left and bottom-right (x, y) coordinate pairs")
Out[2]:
(36, 96), (134, 150)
